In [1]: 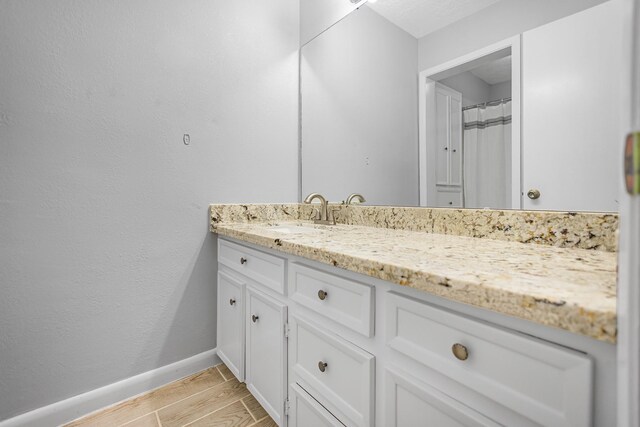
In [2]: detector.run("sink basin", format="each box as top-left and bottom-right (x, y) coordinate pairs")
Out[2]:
(261, 224), (321, 234)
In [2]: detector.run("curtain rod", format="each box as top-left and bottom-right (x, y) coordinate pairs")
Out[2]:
(462, 97), (512, 111)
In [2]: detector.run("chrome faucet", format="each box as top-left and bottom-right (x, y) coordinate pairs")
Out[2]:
(345, 193), (366, 205)
(303, 192), (335, 225)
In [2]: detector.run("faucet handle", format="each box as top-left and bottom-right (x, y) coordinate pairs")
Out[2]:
(329, 208), (340, 225)
(309, 208), (321, 221)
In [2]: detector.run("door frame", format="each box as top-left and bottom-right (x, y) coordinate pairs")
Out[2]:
(418, 35), (521, 209)
(618, 0), (639, 425)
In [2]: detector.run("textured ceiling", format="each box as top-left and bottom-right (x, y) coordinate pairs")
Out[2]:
(367, 0), (501, 38)
(469, 55), (512, 85)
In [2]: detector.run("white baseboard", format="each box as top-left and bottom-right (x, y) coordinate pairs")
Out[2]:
(0, 348), (220, 427)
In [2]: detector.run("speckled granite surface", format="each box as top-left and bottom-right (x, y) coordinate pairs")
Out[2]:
(210, 204), (618, 252)
(212, 220), (617, 343)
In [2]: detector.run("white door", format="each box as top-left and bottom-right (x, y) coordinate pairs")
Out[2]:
(216, 271), (245, 381)
(246, 287), (288, 426)
(522, 1), (621, 211)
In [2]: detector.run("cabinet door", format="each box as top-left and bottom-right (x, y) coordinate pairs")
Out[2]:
(289, 384), (343, 427)
(435, 88), (450, 186)
(246, 287), (288, 426)
(449, 95), (462, 187)
(217, 271), (245, 381)
(434, 83), (463, 188)
(385, 366), (500, 427)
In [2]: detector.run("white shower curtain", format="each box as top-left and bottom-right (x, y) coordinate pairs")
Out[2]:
(463, 100), (512, 209)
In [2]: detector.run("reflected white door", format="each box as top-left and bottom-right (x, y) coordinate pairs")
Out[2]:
(522, 0), (621, 211)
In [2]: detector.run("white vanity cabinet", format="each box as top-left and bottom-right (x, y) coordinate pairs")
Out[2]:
(246, 287), (288, 427)
(289, 383), (344, 426)
(384, 366), (500, 427)
(216, 270), (246, 381)
(385, 292), (593, 427)
(217, 237), (613, 427)
(217, 239), (288, 426)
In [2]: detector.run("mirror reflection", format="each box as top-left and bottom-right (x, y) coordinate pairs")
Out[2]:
(300, 0), (622, 211)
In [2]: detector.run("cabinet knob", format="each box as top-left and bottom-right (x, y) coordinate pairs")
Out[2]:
(452, 343), (469, 361)
(527, 189), (541, 200)
(251, 314), (259, 323)
(452, 149), (457, 153)
(444, 147), (448, 151)
(317, 290), (328, 301)
(229, 298), (236, 306)
(318, 361), (328, 373)
(449, 201), (453, 205)
(240, 257), (248, 265)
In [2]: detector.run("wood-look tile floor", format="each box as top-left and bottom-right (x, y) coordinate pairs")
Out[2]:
(65, 363), (276, 427)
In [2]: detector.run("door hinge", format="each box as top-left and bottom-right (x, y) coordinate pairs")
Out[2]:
(284, 398), (290, 416)
(284, 322), (290, 338)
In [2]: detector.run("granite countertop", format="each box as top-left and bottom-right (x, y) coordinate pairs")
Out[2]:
(213, 220), (617, 344)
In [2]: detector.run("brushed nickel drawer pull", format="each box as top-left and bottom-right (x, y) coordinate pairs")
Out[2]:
(229, 298), (236, 306)
(240, 257), (247, 265)
(252, 315), (259, 323)
(318, 361), (328, 372)
(452, 343), (469, 361)
(318, 290), (328, 300)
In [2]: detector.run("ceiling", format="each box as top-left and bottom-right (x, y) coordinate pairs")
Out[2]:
(366, 0), (501, 39)
(469, 55), (512, 85)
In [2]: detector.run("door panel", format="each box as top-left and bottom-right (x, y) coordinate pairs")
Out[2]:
(522, 1), (621, 211)
(246, 287), (287, 426)
(217, 271), (245, 381)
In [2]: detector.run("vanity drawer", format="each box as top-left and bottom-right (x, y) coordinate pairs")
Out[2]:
(385, 291), (593, 427)
(289, 262), (374, 337)
(436, 189), (462, 207)
(291, 315), (375, 427)
(218, 239), (285, 294)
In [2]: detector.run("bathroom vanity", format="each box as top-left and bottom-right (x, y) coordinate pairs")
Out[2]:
(211, 204), (617, 427)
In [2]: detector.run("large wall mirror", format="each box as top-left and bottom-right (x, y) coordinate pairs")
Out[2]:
(300, 0), (623, 211)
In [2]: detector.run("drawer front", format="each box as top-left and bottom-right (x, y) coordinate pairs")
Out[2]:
(290, 384), (343, 427)
(216, 271), (245, 381)
(291, 315), (374, 427)
(386, 292), (592, 427)
(385, 365), (500, 427)
(289, 263), (374, 337)
(218, 238), (285, 294)
(436, 189), (462, 207)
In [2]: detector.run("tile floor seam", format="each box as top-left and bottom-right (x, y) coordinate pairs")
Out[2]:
(247, 415), (271, 427)
(66, 366), (223, 426)
(215, 365), (230, 381)
(145, 370), (229, 415)
(65, 363), (274, 427)
(117, 411), (155, 427)
(177, 395), (246, 427)
(240, 398), (257, 422)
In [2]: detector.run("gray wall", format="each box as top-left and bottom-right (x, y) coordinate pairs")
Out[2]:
(0, 0), (299, 421)
(301, 5), (419, 206)
(490, 80), (512, 101)
(418, 0), (608, 70)
(439, 72), (492, 107)
(300, 0), (361, 46)
(439, 72), (512, 107)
